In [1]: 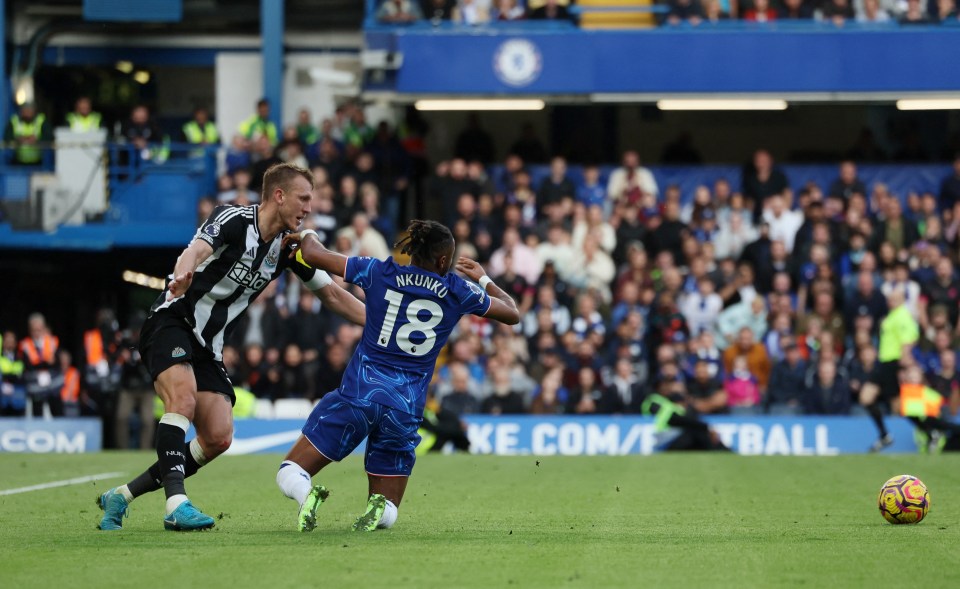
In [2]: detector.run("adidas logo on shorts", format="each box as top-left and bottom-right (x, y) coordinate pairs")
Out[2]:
(171, 347), (186, 358)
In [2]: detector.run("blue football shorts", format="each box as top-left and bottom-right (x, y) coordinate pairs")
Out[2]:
(301, 390), (422, 477)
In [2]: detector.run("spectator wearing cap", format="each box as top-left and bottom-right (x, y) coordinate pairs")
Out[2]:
(767, 338), (808, 415)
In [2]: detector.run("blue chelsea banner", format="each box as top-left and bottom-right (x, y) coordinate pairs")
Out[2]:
(222, 416), (919, 456)
(464, 416), (917, 456)
(0, 419), (102, 453)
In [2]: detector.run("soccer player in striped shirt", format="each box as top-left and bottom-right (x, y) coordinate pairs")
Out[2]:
(97, 163), (366, 531)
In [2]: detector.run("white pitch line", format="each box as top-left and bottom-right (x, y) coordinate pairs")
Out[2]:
(0, 472), (126, 496)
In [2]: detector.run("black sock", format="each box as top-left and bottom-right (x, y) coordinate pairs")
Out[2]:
(127, 439), (206, 498)
(867, 404), (888, 438)
(156, 421), (187, 499)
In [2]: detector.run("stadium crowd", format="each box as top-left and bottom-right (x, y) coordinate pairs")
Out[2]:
(5, 97), (960, 450)
(369, 0), (960, 26)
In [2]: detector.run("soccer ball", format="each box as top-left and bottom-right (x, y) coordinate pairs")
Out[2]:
(878, 474), (930, 524)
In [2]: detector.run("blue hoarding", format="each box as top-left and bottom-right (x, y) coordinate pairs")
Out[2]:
(385, 28), (960, 95)
(0, 419), (102, 453)
(222, 416), (921, 456)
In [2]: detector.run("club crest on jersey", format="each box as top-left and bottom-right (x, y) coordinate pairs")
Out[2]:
(264, 245), (280, 268)
(204, 222), (221, 237)
(171, 347), (186, 358)
(467, 280), (485, 301)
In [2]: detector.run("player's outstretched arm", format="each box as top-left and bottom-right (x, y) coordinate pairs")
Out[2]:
(167, 239), (214, 301)
(314, 282), (366, 326)
(282, 230), (348, 277)
(455, 257), (520, 325)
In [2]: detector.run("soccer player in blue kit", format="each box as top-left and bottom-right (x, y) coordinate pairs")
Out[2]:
(276, 220), (520, 531)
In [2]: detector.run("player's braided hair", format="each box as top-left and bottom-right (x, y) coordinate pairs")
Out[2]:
(395, 220), (454, 264)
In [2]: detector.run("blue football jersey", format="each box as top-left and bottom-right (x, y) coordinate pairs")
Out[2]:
(338, 256), (492, 416)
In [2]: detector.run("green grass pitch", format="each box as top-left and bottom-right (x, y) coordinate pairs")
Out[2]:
(2, 452), (960, 588)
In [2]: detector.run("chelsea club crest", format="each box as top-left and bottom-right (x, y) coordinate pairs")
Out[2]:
(493, 39), (543, 88)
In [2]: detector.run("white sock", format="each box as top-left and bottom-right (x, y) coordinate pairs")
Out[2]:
(377, 500), (398, 529)
(117, 485), (134, 503)
(276, 460), (312, 506)
(189, 438), (209, 466)
(166, 494), (188, 515)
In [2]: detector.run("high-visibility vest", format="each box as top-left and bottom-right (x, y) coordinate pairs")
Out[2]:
(182, 120), (219, 145)
(641, 393), (685, 432)
(19, 335), (58, 367)
(11, 114), (45, 163)
(61, 366), (80, 403)
(66, 112), (101, 132)
(237, 115), (277, 144)
(84, 329), (105, 365)
(296, 124), (318, 145)
(900, 383), (943, 418)
(0, 354), (24, 377)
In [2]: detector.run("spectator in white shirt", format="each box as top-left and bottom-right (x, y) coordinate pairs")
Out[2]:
(336, 212), (390, 260)
(572, 204), (617, 254)
(762, 193), (804, 253)
(680, 276), (724, 336)
(607, 150), (658, 206)
(536, 225), (577, 282)
(568, 234), (616, 301)
(714, 211), (759, 260)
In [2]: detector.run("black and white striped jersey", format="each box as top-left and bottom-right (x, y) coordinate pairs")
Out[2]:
(150, 204), (332, 360)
